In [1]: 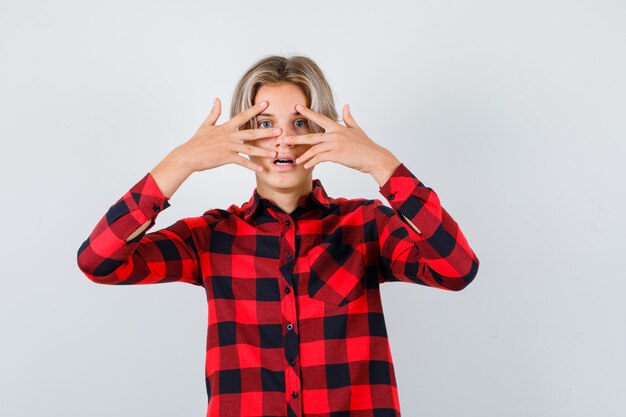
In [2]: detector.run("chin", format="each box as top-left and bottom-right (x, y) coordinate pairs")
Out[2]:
(269, 176), (305, 188)
(258, 167), (311, 187)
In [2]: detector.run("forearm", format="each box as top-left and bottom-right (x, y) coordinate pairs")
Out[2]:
(369, 148), (402, 188)
(77, 171), (173, 283)
(149, 146), (194, 199)
(400, 213), (422, 235)
(376, 163), (480, 289)
(126, 220), (151, 242)
(124, 149), (193, 242)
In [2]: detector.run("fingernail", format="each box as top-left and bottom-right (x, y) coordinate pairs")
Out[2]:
(282, 136), (290, 143)
(296, 104), (303, 111)
(213, 97), (217, 106)
(273, 128), (281, 134)
(260, 100), (268, 107)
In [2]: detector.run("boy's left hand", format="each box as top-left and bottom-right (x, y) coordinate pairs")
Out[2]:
(285, 104), (400, 183)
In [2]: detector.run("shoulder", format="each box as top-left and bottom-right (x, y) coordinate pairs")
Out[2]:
(331, 195), (393, 216)
(173, 208), (229, 231)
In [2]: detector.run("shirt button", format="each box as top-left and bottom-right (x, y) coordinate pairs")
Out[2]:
(286, 254), (293, 262)
(289, 359), (295, 367)
(285, 220), (291, 227)
(152, 204), (161, 212)
(286, 323), (293, 331)
(285, 287), (291, 294)
(291, 391), (298, 399)
(388, 193), (395, 200)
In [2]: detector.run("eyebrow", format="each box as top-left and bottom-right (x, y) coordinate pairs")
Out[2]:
(257, 112), (300, 117)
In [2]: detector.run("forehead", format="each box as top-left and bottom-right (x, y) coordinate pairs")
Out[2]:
(254, 83), (307, 109)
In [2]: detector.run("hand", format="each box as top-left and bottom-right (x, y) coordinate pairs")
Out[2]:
(173, 98), (281, 174)
(285, 104), (400, 177)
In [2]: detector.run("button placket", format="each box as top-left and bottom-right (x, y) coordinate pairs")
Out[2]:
(278, 214), (301, 410)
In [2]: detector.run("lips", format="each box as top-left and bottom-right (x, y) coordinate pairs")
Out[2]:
(273, 153), (296, 164)
(271, 152), (297, 171)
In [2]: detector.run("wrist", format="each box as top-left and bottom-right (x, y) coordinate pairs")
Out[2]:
(166, 146), (195, 177)
(149, 149), (193, 199)
(369, 151), (401, 188)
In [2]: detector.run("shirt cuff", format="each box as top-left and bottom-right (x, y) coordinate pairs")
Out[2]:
(378, 162), (440, 238)
(127, 172), (171, 224)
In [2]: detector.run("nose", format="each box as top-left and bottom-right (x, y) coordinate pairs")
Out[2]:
(274, 128), (294, 148)
(275, 138), (294, 148)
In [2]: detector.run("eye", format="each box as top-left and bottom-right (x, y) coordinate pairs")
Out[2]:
(259, 120), (272, 128)
(294, 119), (307, 128)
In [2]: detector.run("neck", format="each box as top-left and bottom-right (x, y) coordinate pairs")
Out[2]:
(256, 180), (313, 214)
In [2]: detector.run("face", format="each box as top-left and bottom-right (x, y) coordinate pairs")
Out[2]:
(245, 82), (315, 194)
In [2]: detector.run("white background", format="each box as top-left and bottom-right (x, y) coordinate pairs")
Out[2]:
(1, 0), (624, 416)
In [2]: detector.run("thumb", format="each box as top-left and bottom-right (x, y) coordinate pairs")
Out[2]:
(202, 97), (221, 126)
(342, 104), (361, 129)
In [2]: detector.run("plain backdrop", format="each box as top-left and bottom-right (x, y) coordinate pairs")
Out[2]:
(1, 0), (624, 416)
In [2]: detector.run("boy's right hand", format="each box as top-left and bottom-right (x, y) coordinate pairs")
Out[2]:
(175, 98), (280, 174)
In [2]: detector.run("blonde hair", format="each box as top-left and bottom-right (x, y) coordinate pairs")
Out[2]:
(230, 55), (338, 133)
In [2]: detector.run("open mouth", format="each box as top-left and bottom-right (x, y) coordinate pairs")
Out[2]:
(271, 157), (296, 172)
(273, 158), (294, 166)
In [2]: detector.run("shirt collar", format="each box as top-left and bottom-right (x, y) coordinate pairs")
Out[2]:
(242, 178), (332, 221)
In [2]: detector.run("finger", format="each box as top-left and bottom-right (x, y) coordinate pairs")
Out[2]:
(231, 142), (277, 159)
(233, 127), (282, 143)
(302, 150), (332, 169)
(202, 97), (221, 127)
(342, 103), (361, 129)
(295, 104), (337, 131)
(294, 142), (333, 165)
(282, 132), (327, 146)
(232, 154), (264, 172)
(225, 100), (269, 129)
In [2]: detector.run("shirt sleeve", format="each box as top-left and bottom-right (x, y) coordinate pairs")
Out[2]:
(76, 172), (217, 286)
(374, 162), (480, 291)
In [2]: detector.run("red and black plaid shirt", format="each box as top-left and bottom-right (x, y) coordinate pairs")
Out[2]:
(77, 162), (479, 417)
